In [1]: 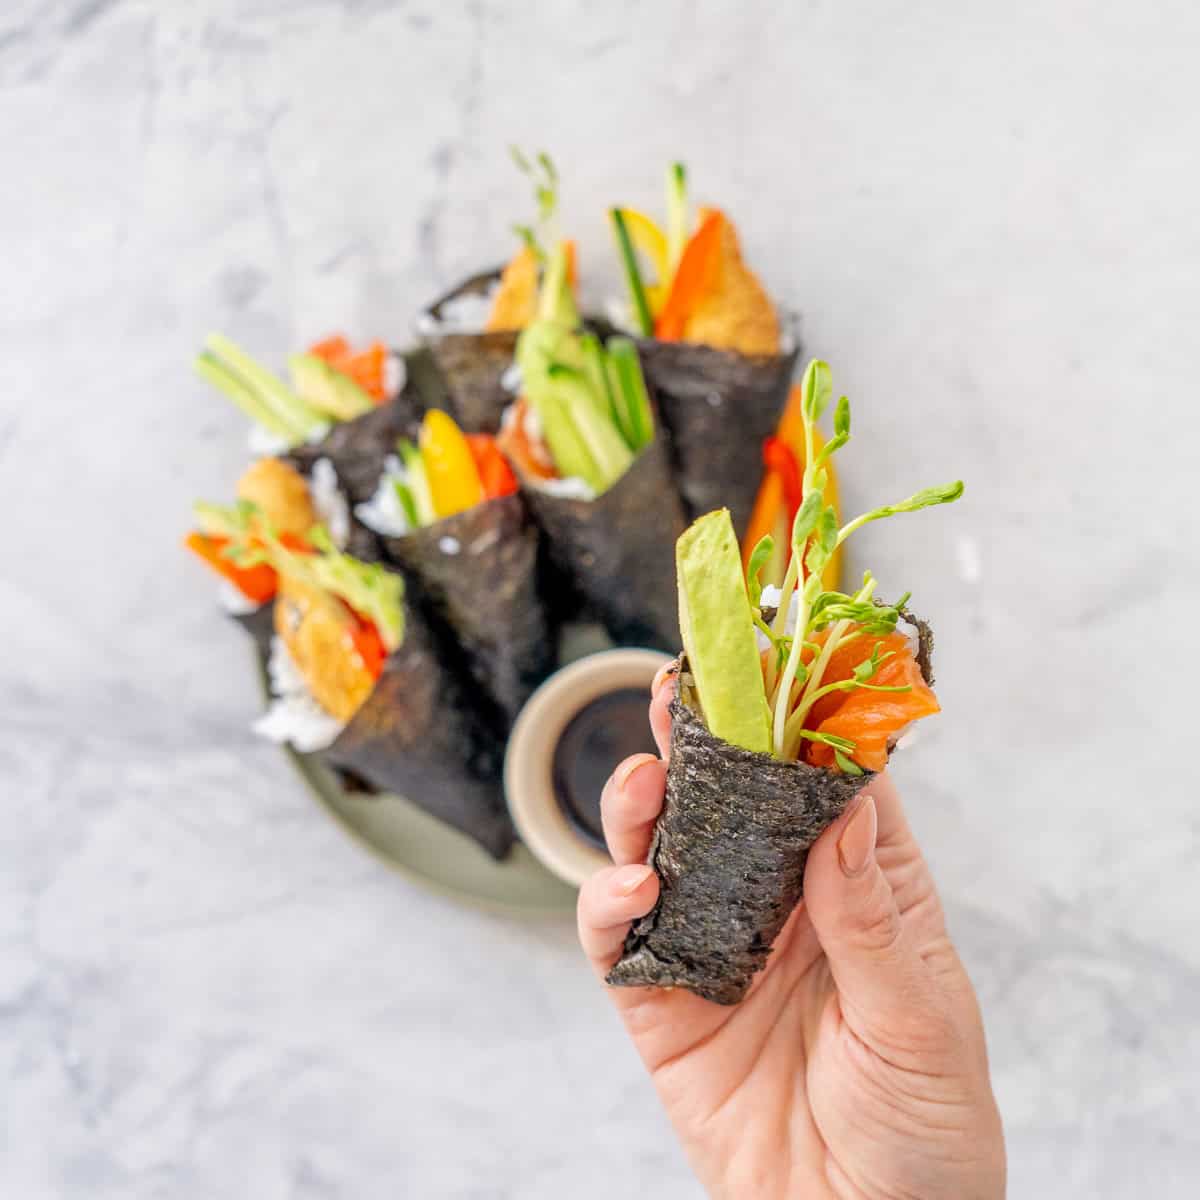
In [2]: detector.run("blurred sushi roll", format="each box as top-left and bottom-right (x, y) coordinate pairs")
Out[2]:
(416, 150), (579, 435)
(195, 331), (405, 458)
(607, 164), (799, 537)
(496, 242), (686, 652)
(184, 463), (514, 859)
(355, 409), (554, 729)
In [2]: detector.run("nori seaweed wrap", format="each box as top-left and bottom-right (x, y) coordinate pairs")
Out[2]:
(351, 408), (555, 726)
(285, 382), (425, 507)
(604, 359), (963, 1004)
(229, 601), (277, 657)
(519, 437), (685, 652)
(606, 168), (800, 535)
(324, 597), (514, 860)
(419, 268), (519, 435)
(607, 663), (869, 1004)
(377, 491), (553, 728)
(637, 333), (798, 537)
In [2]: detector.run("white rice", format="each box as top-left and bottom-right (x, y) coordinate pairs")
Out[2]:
(501, 362), (522, 393)
(537, 476), (595, 501)
(416, 286), (498, 336)
(354, 454), (411, 538)
(247, 424), (293, 457)
(382, 352), (406, 399)
(310, 458), (351, 549)
(252, 635), (345, 753)
(217, 580), (259, 616)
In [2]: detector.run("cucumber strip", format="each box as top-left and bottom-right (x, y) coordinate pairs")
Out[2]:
(546, 365), (634, 492)
(665, 161), (689, 278)
(537, 240), (578, 326)
(528, 384), (599, 488)
(195, 352), (298, 440)
(605, 337), (655, 452)
(609, 208), (654, 337)
(398, 440), (436, 526)
(206, 334), (327, 435)
(391, 478), (419, 529)
(578, 333), (618, 432)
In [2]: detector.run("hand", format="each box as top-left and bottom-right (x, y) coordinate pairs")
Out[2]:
(577, 667), (1005, 1200)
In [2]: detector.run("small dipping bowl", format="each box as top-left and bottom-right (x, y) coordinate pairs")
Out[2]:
(505, 648), (671, 887)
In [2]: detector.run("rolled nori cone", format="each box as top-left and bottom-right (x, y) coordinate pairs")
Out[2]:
(229, 601), (277, 656)
(608, 613), (936, 1004)
(323, 599), (515, 860)
(606, 666), (864, 1003)
(520, 436), (687, 652)
(419, 268), (518, 434)
(636, 331), (799, 538)
(284, 382), (425, 505)
(377, 493), (554, 728)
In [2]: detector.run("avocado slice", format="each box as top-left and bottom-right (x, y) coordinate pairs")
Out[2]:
(676, 509), (772, 754)
(288, 353), (374, 422)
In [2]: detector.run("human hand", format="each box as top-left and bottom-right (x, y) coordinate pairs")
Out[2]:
(577, 667), (1005, 1199)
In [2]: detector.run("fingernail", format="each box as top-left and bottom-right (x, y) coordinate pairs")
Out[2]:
(615, 753), (657, 791)
(613, 864), (654, 896)
(838, 794), (877, 878)
(651, 661), (677, 697)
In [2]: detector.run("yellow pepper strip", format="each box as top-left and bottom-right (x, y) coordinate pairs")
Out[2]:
(619, 208), (670, 316)
(420, 410), (485, 519)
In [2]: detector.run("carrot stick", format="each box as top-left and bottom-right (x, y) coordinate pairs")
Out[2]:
(184, 533), (278, 604)
(654, 209), (726, 341)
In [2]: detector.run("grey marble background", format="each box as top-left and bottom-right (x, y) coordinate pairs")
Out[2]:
(3, 1), (1197, 1196)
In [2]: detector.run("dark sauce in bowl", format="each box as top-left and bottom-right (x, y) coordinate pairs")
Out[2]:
(551, 687), (658, 849)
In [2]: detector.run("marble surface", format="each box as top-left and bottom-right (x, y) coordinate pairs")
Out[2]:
(3, 1), (1198, 1195)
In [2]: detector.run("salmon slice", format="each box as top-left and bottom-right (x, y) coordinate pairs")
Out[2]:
(801, 629), (939, 772)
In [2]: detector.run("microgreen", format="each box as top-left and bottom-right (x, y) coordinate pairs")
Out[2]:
(747, 359), (963, 768)
(509, 146), (560, 260)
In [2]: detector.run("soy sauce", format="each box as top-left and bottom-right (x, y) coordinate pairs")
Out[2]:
(551, 688), (658, 849)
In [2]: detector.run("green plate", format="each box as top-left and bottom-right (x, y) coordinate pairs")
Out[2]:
(259, 653), (579, 915)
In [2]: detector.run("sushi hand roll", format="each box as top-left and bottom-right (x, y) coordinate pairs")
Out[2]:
(607, 360), (962, 1003)
(195, 332), (403, 457)
(609, 165), (798, 536)
(497, 242), (687, 651)
(418, 150), (579, 434)
(186, 471), (514, 858)
(185, 457), (323, 653)
(354, 408), (554, 727)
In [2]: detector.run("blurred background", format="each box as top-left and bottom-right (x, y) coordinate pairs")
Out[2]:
(3, 1), (1197, 1196)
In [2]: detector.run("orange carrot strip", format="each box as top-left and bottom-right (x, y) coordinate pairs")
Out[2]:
(184, 532), (278, 604)
(654, 210), (726, 341)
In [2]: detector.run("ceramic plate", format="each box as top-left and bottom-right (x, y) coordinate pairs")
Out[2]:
(259, 654), (579, 915)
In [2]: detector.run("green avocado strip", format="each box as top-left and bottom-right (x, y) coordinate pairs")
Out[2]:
(676, 509), (772, 754)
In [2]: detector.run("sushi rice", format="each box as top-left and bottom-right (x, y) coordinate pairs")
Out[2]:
(253, 634), (346, 753)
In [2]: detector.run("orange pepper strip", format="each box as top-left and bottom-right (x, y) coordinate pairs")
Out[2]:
(308, 335), (389, 402)
(654, 209), (726, 341)
(348, 615), (388, 680)
(184, 532), (278, 604)
(495, 399), (559, 482)
(466, 434), (518, 499)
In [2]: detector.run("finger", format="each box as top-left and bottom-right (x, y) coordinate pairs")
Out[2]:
(863, 774), (950, 947)
(803, 787), (937, 1053)
(649, 665), (675, 759)
(577, 863), (660, 978)
(601, 753), (667, 865)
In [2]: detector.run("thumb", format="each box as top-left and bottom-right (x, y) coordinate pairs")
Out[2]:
(803, 788), (931, 1040)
